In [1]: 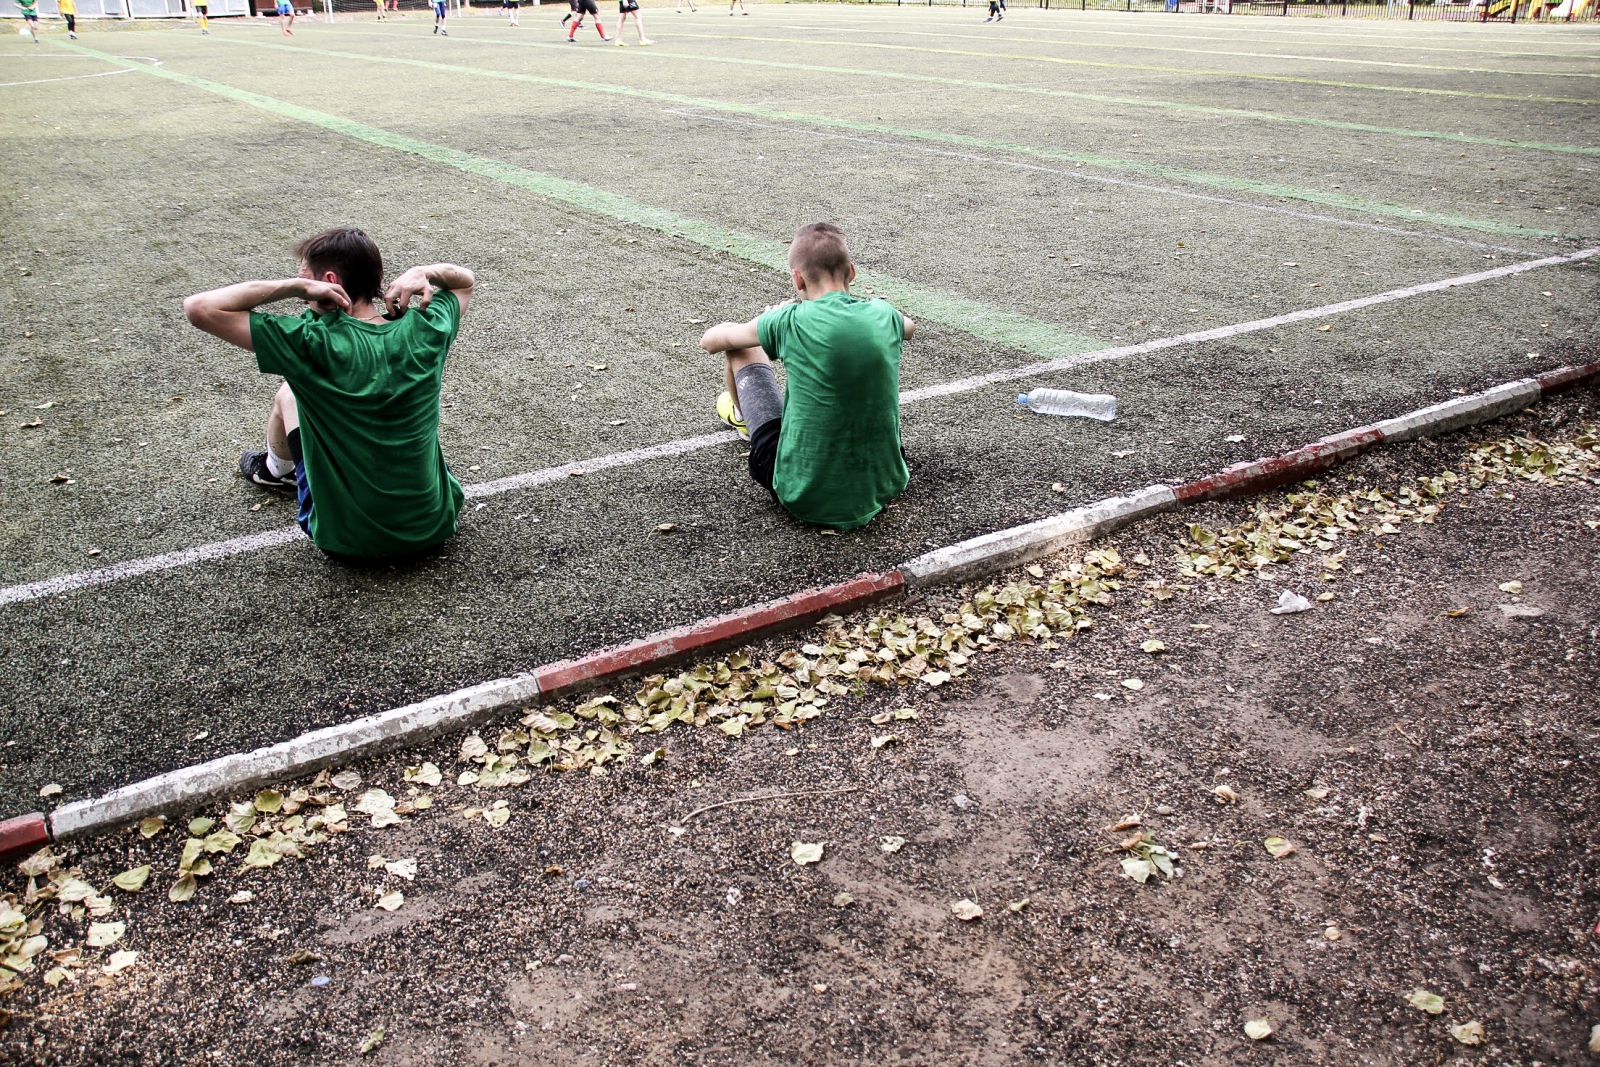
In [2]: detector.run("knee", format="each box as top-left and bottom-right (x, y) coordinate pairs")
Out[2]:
(726, 346), (770, 373)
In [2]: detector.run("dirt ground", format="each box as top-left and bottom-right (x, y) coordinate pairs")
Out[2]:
(1, 392), (1596, 1066)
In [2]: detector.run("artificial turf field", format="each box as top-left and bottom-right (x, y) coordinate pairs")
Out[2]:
(0, 5), (1596, 818)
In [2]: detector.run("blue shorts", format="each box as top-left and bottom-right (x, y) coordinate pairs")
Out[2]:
(433, 1), (447, 14)
(276, 2), (292, 13)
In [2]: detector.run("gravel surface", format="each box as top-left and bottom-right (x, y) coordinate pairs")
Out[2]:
(2, 396), (1596, 1065)
(2, 9), (1597, 816)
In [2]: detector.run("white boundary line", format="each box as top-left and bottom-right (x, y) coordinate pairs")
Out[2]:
(0, 54), (160, 88)
(667, 109), (1546, 257)
(1, 245), (1594, 610)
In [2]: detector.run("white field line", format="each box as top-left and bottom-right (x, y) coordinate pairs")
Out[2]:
(0, 54), (159, 87)
(667, 109), (1545, 258)
(2, 245), (1594, 609)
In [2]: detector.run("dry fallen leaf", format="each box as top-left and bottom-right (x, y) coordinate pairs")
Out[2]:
(102, 949), (138, 976)
(1106, 815), (1142, 833)
(1498, 580), (1523, 594)
(1140, 639), (1166, 654)
(376, 890), (404, 912)
(1211, 784), (1239, 805)
(38, 783), (62, 798)
(951, 899), (983, 921)
(1407, 988), (1445, 1014)
(1120, 678), (1145, 691)
(790, 841), (824, 866)
(1007, 898), (1030, 913)
(138, 817), (165, 839)
(879, 836), (905, 854)
(111, 866), (150, 893)
(1303, 786), (1331, 801)
(1264, 836), (1297, 859)
(831, 892), (854, 908)
(1450, 1020), (1484, 1046)
(87, 921), (125, 947)
(1244, 1017), (1275, 1041)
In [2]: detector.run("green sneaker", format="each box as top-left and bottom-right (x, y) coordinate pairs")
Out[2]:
(716, 390), (749, 440)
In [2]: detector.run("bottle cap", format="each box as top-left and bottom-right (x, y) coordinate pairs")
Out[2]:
(1016, 394), (1028, 405)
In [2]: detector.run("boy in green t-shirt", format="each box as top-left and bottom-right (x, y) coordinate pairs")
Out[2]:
(699, 222), (914, 530)
(17, 0), (40, 42)
(183, 227), (474, 562)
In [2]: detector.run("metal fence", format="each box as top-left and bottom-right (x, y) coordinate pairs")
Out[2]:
(0, 0), (246, 17)
(863, 0), (1598, 20)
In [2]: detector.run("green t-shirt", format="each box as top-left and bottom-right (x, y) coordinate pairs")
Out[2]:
(756, 290), (908, 530)
(18, 0), (37, 15)
(250, 290), (465, 558)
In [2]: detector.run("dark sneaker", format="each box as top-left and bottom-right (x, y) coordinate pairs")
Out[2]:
(239, 450), (295, 491)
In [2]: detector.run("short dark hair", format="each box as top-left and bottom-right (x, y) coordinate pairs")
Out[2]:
(293, 227), (384, 303)
(789, 222), (852, 283)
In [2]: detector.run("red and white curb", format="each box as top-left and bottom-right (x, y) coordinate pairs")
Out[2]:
(7, 360), (1596, 862)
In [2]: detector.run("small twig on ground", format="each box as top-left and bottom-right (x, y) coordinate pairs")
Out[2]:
(679, 786), (860, 825)
(1393, 723), (1421, 746)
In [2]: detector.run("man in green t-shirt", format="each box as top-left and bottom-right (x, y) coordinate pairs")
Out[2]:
(183, 227), (473, 562)
(699, 222), (914, 530)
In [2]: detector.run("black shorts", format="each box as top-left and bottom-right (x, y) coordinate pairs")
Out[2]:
(747, 417), (781, 496)
(575, 0), (598, 13)
(619, 0), (638, 10)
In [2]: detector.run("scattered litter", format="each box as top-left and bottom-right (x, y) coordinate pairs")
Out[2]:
(952, 793), (972, 810)
(1244, 1018), (1275, 1041)
(1224, 434), (1246, 443)
(1017, 388), (1116, 421)
(310, 975), (331, 988)
(879, 836), (905, 854)
(1270, 590), (1314, 615)
(1451, 1021), (1485, 1046)
(831, 892), (854, 908)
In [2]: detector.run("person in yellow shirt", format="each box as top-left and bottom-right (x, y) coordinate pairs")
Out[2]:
(58, 0), (78, 38)
(191, 0), (210, 32)
(373, 0), (386, 19)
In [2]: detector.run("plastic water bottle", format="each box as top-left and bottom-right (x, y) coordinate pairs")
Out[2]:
(1017, 388), (1117, 421)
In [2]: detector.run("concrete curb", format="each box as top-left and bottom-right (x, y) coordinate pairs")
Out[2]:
(14, 359), (1596, 858)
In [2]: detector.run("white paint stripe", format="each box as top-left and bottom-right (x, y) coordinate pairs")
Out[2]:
(670, 109), (1543, 257)
(0, 68), (134, 88)
(900, 246), (1600, 403)
(464, 430), (738, 499)
(3, 246), (1594, 609)
(0, 528), (304, 608)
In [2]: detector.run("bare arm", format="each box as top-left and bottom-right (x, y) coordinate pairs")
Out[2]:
(699, 315), (761, 354)
(182, 277), (348, 352)
(902, 313), (916, 342)
(384, 262), (475, 318)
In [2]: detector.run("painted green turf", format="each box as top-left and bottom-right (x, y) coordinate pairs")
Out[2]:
(669, 31), (1600, 105)
(55, 39), (1106, 361)
(215, 34), (1576, 243)
(334, 26), (1600, 158)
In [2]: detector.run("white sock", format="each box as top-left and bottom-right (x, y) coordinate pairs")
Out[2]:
(265, 444), (295, 479)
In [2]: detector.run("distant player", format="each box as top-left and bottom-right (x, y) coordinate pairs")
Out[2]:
(16, 0), (39, 42)
(561, 0), (575, 24)
(192, 0), (210, 33)
(59, 0), (77, 38)
(565, 0), (609, 42)
(275, 0), (294, 35)
(374, 0), (386, 21)
(983, 0), (1005, 19)
(182, 227), (474, 564)
(676, 0), (695, 11)
(504, 0), (519, 23)
(699, 223), (913, 530)
(729, 0), (746, 12)
(614, 0), (650, 44)
(432, 0), (447, 34)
